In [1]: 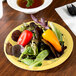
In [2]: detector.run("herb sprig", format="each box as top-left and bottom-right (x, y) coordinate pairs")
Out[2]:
(26, 0), (34, 7)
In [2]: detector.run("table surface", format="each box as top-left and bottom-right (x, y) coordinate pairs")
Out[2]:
(0, 0), (76, 76)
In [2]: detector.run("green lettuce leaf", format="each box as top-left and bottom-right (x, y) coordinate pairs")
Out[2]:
(20, 58), (34, 65)
(19, 45), (34, 60)
(30, 50), (49, 68)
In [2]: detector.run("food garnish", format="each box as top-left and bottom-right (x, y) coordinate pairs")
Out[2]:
(31, 14), (49, 30)
(26, 0), (34, 7)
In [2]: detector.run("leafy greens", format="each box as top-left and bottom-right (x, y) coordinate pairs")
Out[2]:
(30, 50), (49, 68)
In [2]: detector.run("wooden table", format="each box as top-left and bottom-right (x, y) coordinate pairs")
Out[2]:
(0, 0), (76, 76)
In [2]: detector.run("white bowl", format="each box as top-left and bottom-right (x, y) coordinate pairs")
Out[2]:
(7, 0), (53, 14)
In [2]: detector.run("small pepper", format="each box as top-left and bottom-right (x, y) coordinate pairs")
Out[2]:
(42, 29), (62, 52)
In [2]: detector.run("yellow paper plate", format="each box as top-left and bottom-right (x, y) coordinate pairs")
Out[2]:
(4, 21), (73, 71)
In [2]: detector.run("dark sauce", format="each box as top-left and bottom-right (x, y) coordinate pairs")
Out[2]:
(17, 0), (44, 9)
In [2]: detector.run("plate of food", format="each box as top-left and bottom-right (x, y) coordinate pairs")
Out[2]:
(4, 15), (73, 71)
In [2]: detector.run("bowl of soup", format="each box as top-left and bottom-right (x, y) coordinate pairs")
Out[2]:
(7, 0), (53, 14)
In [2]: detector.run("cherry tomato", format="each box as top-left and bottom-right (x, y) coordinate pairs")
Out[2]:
(17, 30), (33, 47)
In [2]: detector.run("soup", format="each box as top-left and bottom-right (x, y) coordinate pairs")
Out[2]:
(17, 0), (44, 9)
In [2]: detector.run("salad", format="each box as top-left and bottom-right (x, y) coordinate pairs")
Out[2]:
(6, 15), (67, 68)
